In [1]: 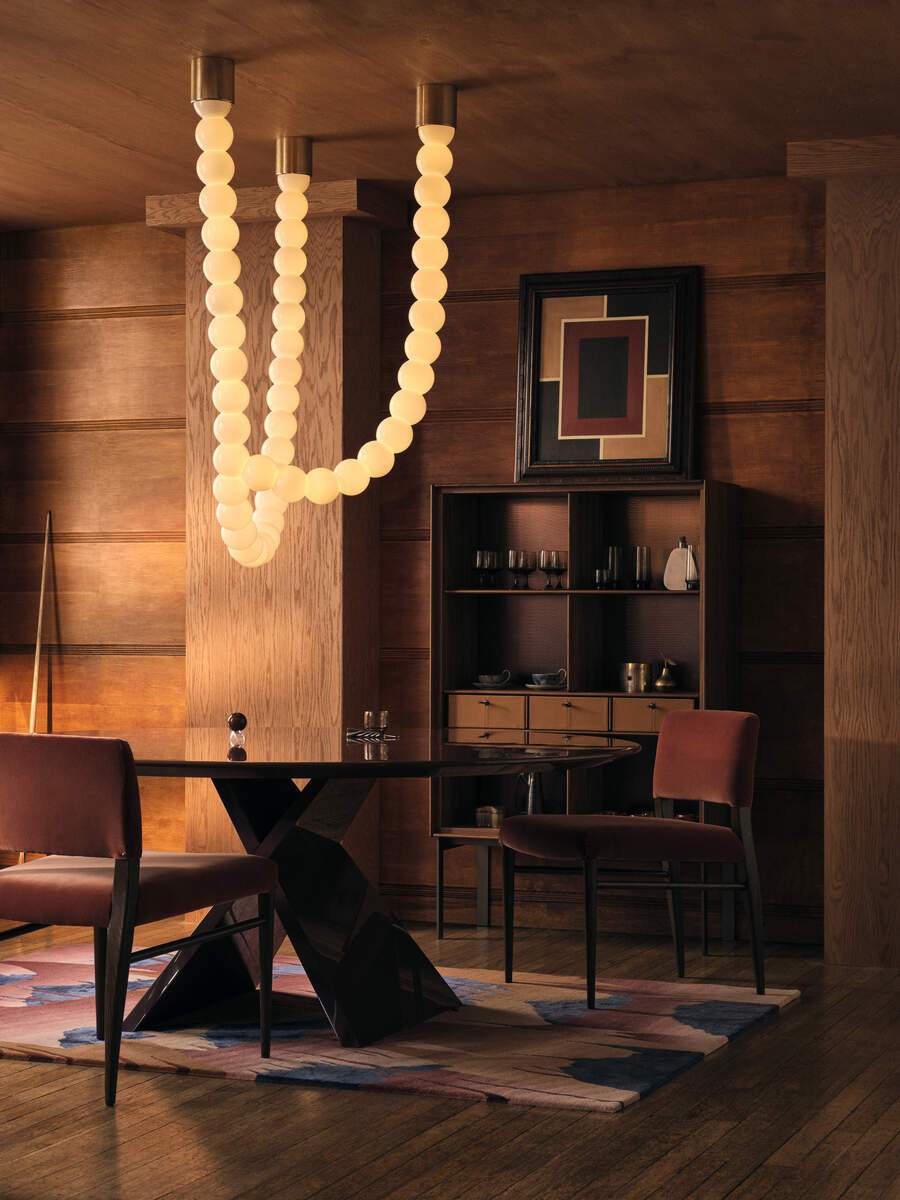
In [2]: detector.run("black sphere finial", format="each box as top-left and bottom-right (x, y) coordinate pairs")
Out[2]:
(227, 712), (247, 732)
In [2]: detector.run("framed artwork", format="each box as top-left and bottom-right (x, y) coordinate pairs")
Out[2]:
(514, 266), (700, 481)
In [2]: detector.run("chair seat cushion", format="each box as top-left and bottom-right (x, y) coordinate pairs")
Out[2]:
(498, 813), (745, 864)
(0, 851), (278, 928)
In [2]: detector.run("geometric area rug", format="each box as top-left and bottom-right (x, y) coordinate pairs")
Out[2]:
(0, 945), (799, 1113)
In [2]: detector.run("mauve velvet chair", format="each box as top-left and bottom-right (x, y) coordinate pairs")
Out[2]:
(499, 710), (765, 1006)
(0, 733), (277, 1105)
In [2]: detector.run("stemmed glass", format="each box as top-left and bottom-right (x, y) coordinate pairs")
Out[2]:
(539, 549), (567, 589)
(474, 549), (502, 588)
(508, 549), (537, 588)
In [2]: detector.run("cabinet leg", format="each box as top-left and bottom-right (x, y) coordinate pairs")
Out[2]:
(436, 840), (445, 940)
(476, 844), (492, 927)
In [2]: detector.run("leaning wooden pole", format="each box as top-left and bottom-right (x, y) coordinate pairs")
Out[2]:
(28, 511), (51, 734)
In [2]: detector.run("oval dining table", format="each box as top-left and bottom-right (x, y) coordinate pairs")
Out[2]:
(85, 726), (639, 1048)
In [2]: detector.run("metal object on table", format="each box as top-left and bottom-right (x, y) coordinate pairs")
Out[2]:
(620, 661), (653, 693)
(475, 805), (502, 828)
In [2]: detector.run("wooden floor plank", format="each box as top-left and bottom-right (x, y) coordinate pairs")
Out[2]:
(1, 923), (897, 1200)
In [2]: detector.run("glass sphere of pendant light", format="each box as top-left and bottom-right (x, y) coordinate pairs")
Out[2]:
(192, 59), (456, 567)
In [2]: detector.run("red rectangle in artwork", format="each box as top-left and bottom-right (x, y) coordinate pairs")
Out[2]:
(559, 318), (646, 438)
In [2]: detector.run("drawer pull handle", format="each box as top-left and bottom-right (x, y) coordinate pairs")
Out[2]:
(562, 701), (573, 708)
(563, 734), (571, 742)
(648, 702), (657, 709)
(479, 699), (490, 706)
(479, 731), (491, 739)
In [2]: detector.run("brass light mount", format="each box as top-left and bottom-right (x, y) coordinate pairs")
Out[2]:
(276, 136), (312, 177)
(416, 82), (457, 129)
(190, 56), (235, 105)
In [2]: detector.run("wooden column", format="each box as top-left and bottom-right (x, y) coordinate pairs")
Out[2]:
(788, 139), (900, 968)
(149, 183), (404, 872)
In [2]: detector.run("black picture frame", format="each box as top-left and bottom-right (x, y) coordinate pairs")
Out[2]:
(514, 266), (700, 482)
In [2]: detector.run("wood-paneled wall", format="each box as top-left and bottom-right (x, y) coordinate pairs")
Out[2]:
(0, 222), (187, 854)
(378, 177), (826, 942)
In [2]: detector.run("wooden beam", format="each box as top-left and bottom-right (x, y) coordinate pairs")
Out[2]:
(787, 135), (900, 179)
(146, 180), (407, 231)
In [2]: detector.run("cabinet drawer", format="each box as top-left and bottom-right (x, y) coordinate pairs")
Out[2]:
(528, 731), (612, 748)
(528, 694), (609, 732)
(447, 694), (526, 729)
(612, 696), (696, 733)
(446, 728), (526, 745)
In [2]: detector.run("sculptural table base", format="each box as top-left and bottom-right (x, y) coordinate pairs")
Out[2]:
(124, 775), (460, 1046)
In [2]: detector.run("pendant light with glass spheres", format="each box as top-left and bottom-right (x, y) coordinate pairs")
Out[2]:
(191, 57), (456, 567)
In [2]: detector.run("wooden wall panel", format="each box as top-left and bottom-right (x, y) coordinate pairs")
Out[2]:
(183, 214), (381, 879)
(378, 176), (826, 942)
(823, 175), (900, 968)
(0, 221), (186, 851)
(0, 428), (184, 533)
(0, 541), (184, 646)
(0, 224), (185, 310)
(0, 314), (185, 423)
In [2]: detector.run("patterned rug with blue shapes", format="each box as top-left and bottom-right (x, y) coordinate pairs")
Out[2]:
(0, 945), (799, 1112)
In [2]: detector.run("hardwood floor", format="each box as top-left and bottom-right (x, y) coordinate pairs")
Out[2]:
(0, 919), (897, 1200)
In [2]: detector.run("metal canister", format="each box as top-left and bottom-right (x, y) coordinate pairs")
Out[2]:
(620, 661), (653, 693)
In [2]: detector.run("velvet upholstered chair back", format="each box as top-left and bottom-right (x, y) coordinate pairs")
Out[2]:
(653, 710), (759, 809)
(0, 734), (142, 859)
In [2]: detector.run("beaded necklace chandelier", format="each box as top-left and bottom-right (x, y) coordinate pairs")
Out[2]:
(191, 57), (456, 567)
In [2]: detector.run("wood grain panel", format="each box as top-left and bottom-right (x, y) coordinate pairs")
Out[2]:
(824, 174), (900, 968)
(1, 220), (187, 851)
(380, 538), (430, 650)
(740, 536), (824, 653)
(184, 214), (382, 877)
(698, 408), (824, 526)
(0, 652), (185, 730)
(0, 541), (184, 646)
(1, 224), (185, 310)
(739, 662), (824, 780)
(0, 428), (185, 532)
(0, 314), (185, 423)
(383, 179), (824, 293)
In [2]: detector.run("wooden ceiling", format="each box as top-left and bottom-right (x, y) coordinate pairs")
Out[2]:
(2, 0), (900, 230)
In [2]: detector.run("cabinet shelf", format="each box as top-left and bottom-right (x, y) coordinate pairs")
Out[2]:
(445, 588), (699, 596)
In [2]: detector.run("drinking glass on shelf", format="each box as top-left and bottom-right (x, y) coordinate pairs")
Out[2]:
(474, 549), (501, 588)
(539, 549), (567, 589)
(633, 545), (651, 589)
(602, 545), (623, 589)
(508, 549), (537, 588)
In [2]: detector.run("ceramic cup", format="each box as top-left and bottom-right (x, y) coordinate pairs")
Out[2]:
(478, 669), (511, 686)
(531, 668), (567, 687)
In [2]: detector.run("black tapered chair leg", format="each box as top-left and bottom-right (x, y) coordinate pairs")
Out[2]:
(700, 863), (709, 956)
(104, 860), (139, 1107)
(502, 846), (515, 983)
(739, 810), (766, 993)
(669, 860), (685, 978)
(93, 927), (107, 1040)
(436, 840), (445, 940)
(584, 859), (597, 1008)
(258, 892), (274, 1057)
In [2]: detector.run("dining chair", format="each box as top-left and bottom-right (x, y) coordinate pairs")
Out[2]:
(499, 710), (764, 1006)
(0, 733), (277, 1105)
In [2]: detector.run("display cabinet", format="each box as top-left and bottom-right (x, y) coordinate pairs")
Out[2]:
(429, 480), (738, 930)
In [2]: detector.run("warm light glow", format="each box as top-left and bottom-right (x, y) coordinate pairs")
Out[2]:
(376, 417), (414, 453)
(305, 467), (340, 505)
(195, 76), (455, 565)
(334, 458), (370, 495)
(389, 390), (427, 425)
